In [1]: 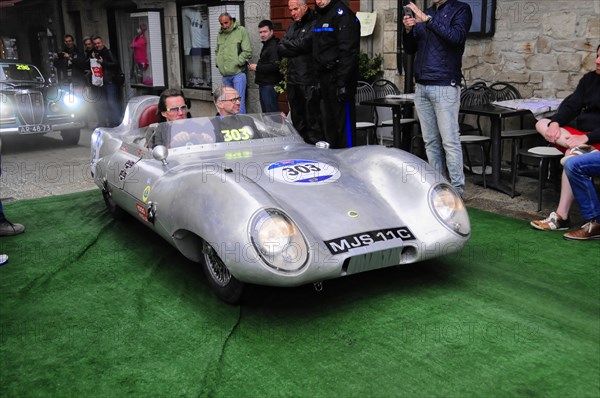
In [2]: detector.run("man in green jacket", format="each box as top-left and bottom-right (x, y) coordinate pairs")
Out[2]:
(216, 13), (252, 113)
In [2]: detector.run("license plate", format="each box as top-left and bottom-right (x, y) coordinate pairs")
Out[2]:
(346, 248), (402, 275)
(18, 124), (52, 134)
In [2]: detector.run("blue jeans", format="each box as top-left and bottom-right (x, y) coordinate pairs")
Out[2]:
(223, 73), (247, 114)
(259, 85), (279, 113)
(414, 84), (464, 195)
(564, 152), (600, 222)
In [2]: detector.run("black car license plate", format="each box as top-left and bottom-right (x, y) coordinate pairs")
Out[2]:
(18, 124), (52, 134)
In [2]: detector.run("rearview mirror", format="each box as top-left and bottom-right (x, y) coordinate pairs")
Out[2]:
(152, 145), (168, 165)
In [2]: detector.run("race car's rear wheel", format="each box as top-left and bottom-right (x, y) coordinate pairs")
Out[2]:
(102, 187), (125, 220)
(61, 129), (80, 145)
(200, 241), (244, 304)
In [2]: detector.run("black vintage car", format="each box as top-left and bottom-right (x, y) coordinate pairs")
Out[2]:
(0, 60), (86, 145)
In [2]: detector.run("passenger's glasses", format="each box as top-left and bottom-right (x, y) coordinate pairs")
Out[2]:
(166, 105), (187, 113)
(221, 97), (242, 103)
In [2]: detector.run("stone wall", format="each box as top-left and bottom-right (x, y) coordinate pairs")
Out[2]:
(364, 0), (599, 97)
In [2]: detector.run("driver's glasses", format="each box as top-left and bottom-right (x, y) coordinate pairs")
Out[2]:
(221, 97), (242, 103)
(166, 105), (187, 113)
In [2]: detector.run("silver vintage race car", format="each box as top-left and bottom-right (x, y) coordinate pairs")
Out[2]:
(90, 96), (470, 303)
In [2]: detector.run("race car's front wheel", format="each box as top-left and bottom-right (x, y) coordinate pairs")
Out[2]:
(200, 241), (244, 304)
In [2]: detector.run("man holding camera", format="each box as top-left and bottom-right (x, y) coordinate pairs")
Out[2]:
(403, 0), (471, 197)
(53, 34), (86, 86)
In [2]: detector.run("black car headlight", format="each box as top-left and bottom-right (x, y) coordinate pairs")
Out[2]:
(429, 184), (470, 237)
(250, 209), (308, 272)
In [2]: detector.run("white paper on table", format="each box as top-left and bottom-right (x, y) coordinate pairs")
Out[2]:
(492, 97), (564, 118)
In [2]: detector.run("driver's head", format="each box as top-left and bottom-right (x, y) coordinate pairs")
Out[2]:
(158, 88), (187, 122)
(213, 86), (241, 116)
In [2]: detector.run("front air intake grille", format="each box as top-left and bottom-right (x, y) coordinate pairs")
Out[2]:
(15, 91), (45, 124)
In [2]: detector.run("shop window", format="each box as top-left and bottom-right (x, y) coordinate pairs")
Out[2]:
(179, 2), (244, 91)
(125, 11), (166, 87)
(0, 37), (19, 60)
(181, 5), (211, 89)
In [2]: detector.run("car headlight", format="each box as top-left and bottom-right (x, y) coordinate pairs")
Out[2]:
(250, 209), (308, 272)
(429, 184), (470, 237)
(0, 93), (14, 118)
(62, 92), (81, 108)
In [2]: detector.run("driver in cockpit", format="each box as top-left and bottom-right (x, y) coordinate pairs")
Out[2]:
(147, 88), (189, 148)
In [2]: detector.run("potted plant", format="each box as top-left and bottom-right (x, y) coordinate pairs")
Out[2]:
(358, 51), (383, 83)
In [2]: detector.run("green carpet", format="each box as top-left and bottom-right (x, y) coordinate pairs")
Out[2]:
(1, 190), (598, 397)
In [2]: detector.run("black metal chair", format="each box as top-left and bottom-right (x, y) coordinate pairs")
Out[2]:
(490, 82), (539, 196)
(372, 79), (401, 98)
(490, 82), (538, 182)
(355, 81), (377, 145)
(371, 79), (419, 146)
(459, 83), (493, 184)
(511, 146), (563, 211)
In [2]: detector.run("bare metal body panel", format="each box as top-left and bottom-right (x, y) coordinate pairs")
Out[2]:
(91, 96), (470, 287)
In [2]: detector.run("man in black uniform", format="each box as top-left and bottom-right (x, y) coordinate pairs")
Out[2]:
(312, 0), (360, 148)
(278, 0), (324, 144)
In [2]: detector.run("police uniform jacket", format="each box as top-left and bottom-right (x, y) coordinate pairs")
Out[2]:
(255, 36), (282, 86)
(312, 0), (360, 88)
(403, 0), (471, 87)
(278, 8), (318, 85)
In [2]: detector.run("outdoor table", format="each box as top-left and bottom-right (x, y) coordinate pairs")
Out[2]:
(359, 96), (415, 151)
(459, 104), (531, 195)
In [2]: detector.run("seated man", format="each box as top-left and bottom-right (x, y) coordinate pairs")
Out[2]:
(147, 88), (189, 148)
(170, 85), (259, 146)
(530, 44), (600, 231)
(562, 152), (600, 240)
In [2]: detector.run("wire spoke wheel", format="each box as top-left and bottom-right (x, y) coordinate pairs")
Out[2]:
(204, 245), (232, 287)
(200, 241), (244, 304)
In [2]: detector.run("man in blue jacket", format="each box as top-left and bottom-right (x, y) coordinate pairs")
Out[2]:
(403, 0), (472, 196)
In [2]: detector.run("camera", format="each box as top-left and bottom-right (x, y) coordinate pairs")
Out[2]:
(56, 52), (65, 59)
(403, 6), (415, 18)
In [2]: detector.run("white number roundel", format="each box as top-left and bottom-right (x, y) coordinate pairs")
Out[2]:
(266, 159), (341, 185)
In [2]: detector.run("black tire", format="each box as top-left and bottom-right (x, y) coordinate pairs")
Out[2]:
(102, 188), (125, 220)
(200, 241), (244, 304)
(61, 129), (80, 145)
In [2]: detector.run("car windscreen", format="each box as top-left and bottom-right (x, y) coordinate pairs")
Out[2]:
(0, 63), (44, 83)
(157, 113), (298, 149)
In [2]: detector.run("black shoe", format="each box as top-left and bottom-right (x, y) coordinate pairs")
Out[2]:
(0, 219), (25, 236)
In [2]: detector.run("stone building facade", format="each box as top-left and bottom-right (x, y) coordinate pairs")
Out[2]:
(2, 0), (597, 114)
(365, 0), (599, 98)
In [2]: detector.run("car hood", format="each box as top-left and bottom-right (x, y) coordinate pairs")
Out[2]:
(216, 144), (431, 240)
